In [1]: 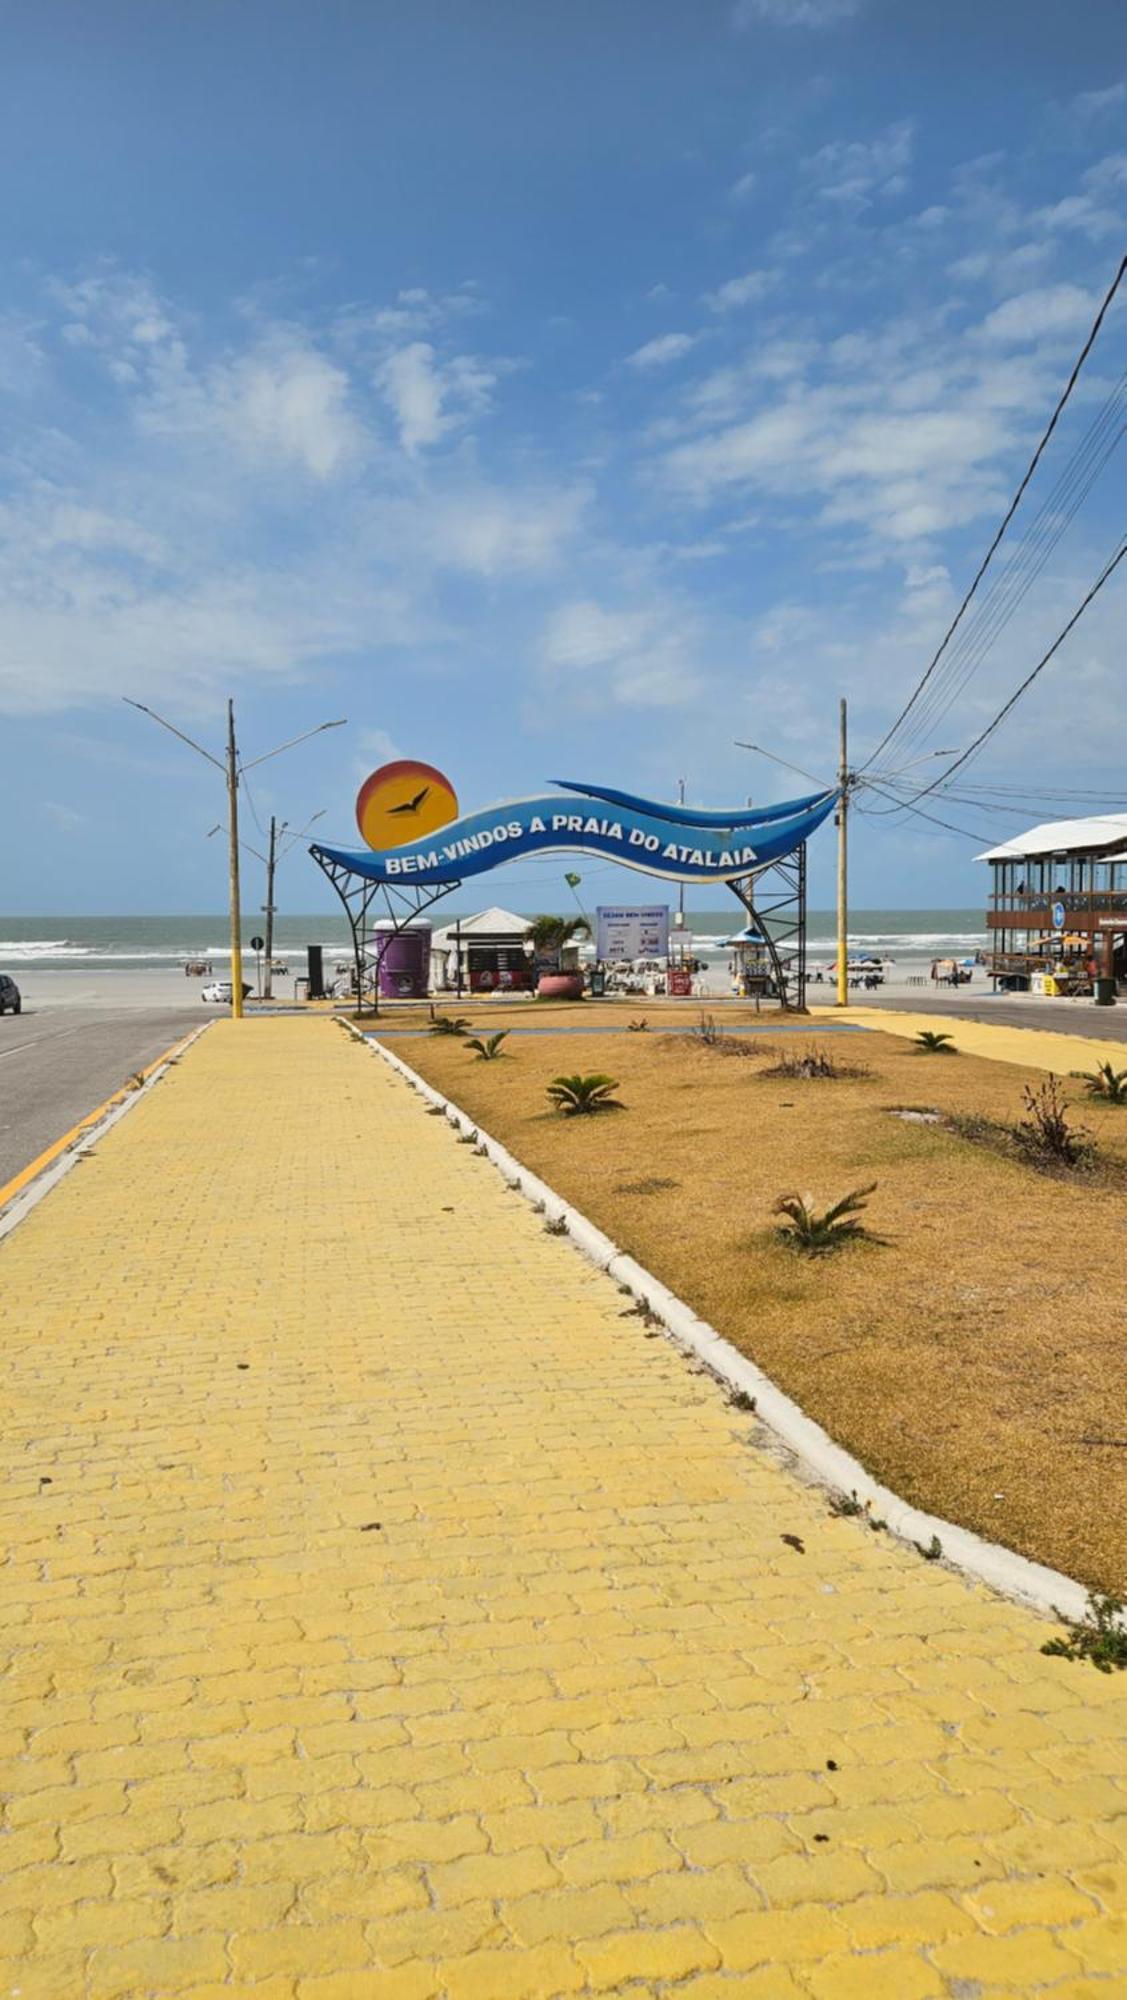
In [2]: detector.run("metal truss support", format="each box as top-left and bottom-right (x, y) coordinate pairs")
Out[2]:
(309, 849), (461, 1017)
(727, 840), (808, 1012)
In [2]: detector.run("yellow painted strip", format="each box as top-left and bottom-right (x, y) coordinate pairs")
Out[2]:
(813, 1003), (1127, 1075)
(0, 1026), (200, 1212)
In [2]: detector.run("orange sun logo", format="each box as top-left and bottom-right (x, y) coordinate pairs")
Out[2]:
(355, 760), (459, 850)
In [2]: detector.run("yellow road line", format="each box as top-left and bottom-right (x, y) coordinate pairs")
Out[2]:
(0, 1025), (200, 1212)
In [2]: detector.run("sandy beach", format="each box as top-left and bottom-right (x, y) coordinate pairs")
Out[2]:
(12, 952), (974, 1013)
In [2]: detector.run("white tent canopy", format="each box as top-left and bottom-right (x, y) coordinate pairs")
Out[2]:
(431, 906), (527, 946)
(977, 813), (1127, 862)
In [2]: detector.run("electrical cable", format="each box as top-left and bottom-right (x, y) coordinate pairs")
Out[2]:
(884, 382), (1126, 763)
(895, 538), (1127, 807)
(862, 253), (1127, 772)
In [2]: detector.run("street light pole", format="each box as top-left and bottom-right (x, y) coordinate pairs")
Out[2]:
(836, 698), (849, 1010)
(676, 778), (686, 932)
(264, 816), (279, 1002)
(226, 700), (245, 1021)
(124, 700), (345, 1022)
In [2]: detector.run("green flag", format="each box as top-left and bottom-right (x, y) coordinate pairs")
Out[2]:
(564, 871), (582, 889)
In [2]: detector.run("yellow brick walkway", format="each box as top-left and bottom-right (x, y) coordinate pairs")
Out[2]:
(813, 1004), (1127, 1077)
(0, 1018), (1125, 2000)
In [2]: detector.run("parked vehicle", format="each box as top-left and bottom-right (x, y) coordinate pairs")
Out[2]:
(0, 973), (21, 1015)
(200, 980), (252, 1004)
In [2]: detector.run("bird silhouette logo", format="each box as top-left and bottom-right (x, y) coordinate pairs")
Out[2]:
(355, 761), (458, 850)
(388, 785), (431, 817)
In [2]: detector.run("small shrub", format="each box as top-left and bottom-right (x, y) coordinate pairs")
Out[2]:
(915, 1534), (943, 1562)
(693, 1011), (721, 1047)
(1016, 1075), (1090, 1168)
(465, 1032), (509, 1061)
(914, 1029), (957, 1054)
(430, 1014), (470, 1037)
(627, 1018), (650, 1033)
(1076, 1061), (1127, 1104)
(772, 1183), (877, 1255)
(1042, 1593), (1127, 1673)
(546, 1073), (623, 1115)
(764, 1044), (868, 1081)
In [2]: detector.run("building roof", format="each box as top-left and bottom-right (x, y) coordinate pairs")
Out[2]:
(976, 813), (1127, 863)
(431, 906), (527, 945)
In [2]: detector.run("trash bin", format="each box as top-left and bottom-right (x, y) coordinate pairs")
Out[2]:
(589, 968), (606, 997)
(1094, 977), (1117, 1007)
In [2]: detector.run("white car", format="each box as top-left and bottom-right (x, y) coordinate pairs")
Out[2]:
(201, 980), (252, 1004)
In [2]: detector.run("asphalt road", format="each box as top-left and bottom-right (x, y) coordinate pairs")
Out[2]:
(0, 1003), (203, 1192)
(861, 990), (1127, 1043)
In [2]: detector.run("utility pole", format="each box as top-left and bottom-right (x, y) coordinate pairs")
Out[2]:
(676, 777), (686, 933)
(263, 816), (279, 1001)
(836, 697), (849, 1009)
(226, 701), (245, 1020)
(125, 700), (345, 1022)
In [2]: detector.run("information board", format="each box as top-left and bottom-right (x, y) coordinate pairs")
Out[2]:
(596, 905), (671, 962)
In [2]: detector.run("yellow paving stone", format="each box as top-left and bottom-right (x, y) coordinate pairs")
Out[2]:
(230, 1920), (371, 1980)
(437, 1940), (586, 1998)
(429, 1845), (560, 1906)
(0, 1016), (1124, 1995)
(556, 1829), (682, 1884)
(962, 1872), (1099, 1933)
(672, 1972), (808, 2000)
(801, 1947), (946, 1998)
(575, 1921), (721, 1988)
(1060, 1915), (1127, 1974)
(705, 1904), (846, 1969)
(297, 1972), (439, 2000)
(87, 1933), (230, 1999)
(503, 1881), (636, 1946)
(930, 1927), (1083, 1987)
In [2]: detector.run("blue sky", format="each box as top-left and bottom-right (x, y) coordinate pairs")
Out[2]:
(2, 0), (1124, 915)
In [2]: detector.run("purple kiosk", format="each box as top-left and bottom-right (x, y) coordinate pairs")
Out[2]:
(371, 919), (432, 1000)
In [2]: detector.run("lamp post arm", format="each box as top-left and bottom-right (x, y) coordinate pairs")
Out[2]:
(240, 720), (347, 773)
(122, 698), (225, 771)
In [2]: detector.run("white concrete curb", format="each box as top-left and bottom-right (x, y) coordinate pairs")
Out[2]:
(0, 1025), (211, 1246)
(346, 1021), (1089, 1625)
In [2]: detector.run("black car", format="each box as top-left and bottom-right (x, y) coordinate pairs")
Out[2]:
(0, 973), (21, 1015)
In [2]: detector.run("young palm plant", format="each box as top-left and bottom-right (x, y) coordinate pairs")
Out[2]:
(773, 1183), (877, 1255)
(430, 1015), (471, 1036)
(465, 1032), (509, 1061)
(546, 1073), (623, 1115)
(1076, 1061), (1127, 1103)
(914, 1029), (957, 1054)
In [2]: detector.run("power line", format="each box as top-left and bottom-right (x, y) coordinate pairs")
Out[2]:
(856, 779), (998, 844)
(898, 538), (1127, 806)
(882, 375), (1126, 763)
(862, 252), (1127, 772)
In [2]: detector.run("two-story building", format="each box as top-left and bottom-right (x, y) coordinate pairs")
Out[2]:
(979, 812), (1127, 995)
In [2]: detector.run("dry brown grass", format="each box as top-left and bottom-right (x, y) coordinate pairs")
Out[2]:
(375, 1013), (1127, 1595)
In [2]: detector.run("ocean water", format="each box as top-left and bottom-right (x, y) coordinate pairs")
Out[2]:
(0, 909), (988, 972)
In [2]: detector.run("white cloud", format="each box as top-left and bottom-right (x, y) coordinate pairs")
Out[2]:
(154, 337), (359, 480)
(733, 0), (860, 27)
(978, 284), (1096, 345)
(807, 120), (914, 206)
(626, 333), (697, 369)
(539, 598), (703, 708)
(1063, 83), (1127, 125)
(420, 484), (588, 576)
(729, 172), (758, 203)
(704, 269), (777, 313)
(377, 340), (499, 454)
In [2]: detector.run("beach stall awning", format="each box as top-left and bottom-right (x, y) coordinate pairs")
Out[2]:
(976, 813), (1127, 862)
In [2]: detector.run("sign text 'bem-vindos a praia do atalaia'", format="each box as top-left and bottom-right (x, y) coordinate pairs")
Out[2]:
(314, 770), (839, 887)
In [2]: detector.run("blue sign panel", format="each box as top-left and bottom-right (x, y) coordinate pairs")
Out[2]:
(1052, 901), (1067, 930)
(313, 787), (837, 889)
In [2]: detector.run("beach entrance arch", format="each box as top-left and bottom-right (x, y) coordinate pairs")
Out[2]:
(310, 769), (838, 1013)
